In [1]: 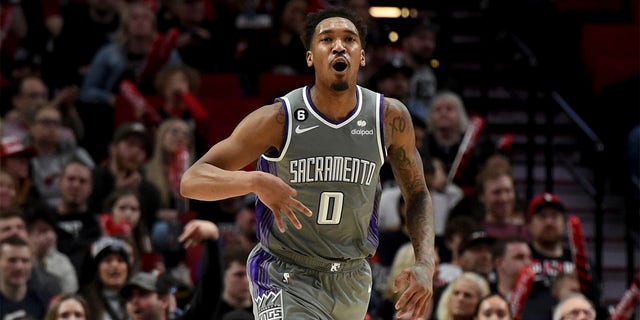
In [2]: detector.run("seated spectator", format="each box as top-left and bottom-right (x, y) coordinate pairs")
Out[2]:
(45, 293), (90, 320)
(0, 170), (19, 211)
(368, 61), (413, 104)
(422, 91), (496, 193)
(490, 236), (532, 300)
(217, 194), (258, 252)
(552, 293), (596, 320)
(120, 271), (173, 320)
(378, 242), (441, 320)
(450, 156), (526, 240)
(551, 272), (580, 302)
(153, 67), (208, 155)
(80, 236), (133, 320)
(89, 122), (161, 232)
(523, 193), (600, 320)
(2, 76), (49, 141)
(435, 272), (490, 320)
(25, 206), (78, 293)
(218, 245), (253, 317)
(54, 158), (102, 284)
(79, 2), (182, 106)
(0, 208), (62, 301)
(474, 293), (513, 320)
(0, 136), (37, 208)
(100, 188), (154, 274)
(0, 236), (51, 319)
(27, 104), (95, 207)
(438, 216), (479, 282)
(457, 230), (496, 281)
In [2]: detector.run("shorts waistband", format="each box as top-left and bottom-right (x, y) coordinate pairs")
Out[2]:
(259, 244), (364, 273)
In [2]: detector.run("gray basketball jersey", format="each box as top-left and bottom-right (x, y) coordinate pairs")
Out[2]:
(256, 85), (386, 262)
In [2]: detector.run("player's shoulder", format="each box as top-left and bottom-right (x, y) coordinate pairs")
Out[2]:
(381, 96), (411, 119)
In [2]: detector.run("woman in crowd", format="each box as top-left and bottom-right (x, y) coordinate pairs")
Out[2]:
(45, 293), (90, 320)
(435, 272), (490, 320)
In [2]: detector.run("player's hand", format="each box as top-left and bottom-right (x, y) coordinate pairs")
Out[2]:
(393, 264), (434, 320)
(179, 219), (220, 248)
(254, 172), (312, 233)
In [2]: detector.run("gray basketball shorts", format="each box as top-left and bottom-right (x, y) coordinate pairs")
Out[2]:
(247, 244), (372, 320)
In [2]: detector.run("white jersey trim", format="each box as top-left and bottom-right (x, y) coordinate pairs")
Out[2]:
(303, 86), (363, 129)
(375, 93), (385, 164)
(262, 97), (292, 162)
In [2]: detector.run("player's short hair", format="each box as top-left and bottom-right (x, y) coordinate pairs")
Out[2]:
(301, 6), (367, 50)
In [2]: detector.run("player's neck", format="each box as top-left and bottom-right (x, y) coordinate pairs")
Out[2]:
(309, 85), (357, 121)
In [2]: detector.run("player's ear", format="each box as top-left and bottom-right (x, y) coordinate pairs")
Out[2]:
(306, 51), (313, 67)
(360, 49), (366, 67)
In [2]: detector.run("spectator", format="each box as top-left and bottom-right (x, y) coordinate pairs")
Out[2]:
(0, 207), (62, 300)
(25, 206), (78, 293)
(27, 104), (95, 207)
(79, 1), (182, 106)
(54, 158), (102, 284)
(45, 293), (90, 320)
(100, 188), (154, 274)
(423, 91), (495, 193)
(551, 272), (580, 302)
(0, 236), (51, 319)
(438, 216), (478, 283)
(218, 194), (258, 252)
(490, 236), (532, 300)
(0, 136), (36, 207)
(378, 242), (441, 320)
(178, 219), (223, 320)
(401, 21), (439, 121)
(552, 293), (596, 320)
(368, 61), (413, 104)
(435, 272), (490, 320)
(457, 230), (496, 280)
(0, 170), (19, 211)
(218, 245), (253, 318)
(2, 76), (48, 141)
(474, 293), (513, 320)
(80, 236), (132, 320)
(523, 193), (599, 320)
(120, 271), (173, 320)
(4, 75), (84, 143)
(89, 122), (161, 232)
(145, 118), (195, 211)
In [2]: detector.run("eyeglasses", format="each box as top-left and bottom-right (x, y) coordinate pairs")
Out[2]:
(560, 308), (596, 319)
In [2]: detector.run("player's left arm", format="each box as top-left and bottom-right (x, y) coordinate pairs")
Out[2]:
(383, 97), (436, 319)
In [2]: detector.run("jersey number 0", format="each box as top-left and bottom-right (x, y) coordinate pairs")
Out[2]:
(317, 192), (344, 224)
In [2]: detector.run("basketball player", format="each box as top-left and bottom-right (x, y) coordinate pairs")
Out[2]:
(180, 7), (435, 320)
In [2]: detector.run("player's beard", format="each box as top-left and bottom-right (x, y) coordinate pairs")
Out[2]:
(331, 81), (349, 91)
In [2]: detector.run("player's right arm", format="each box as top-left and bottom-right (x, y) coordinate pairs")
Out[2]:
(180, 102), (312, 232)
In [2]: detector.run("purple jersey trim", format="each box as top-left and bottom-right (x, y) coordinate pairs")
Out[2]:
(367, 189), (381, 247)
(378, 93), (387, 159)
(249, 247), (277, 297)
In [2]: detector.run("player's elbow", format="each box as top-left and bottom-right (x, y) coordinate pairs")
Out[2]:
(180, 170), (196, 198)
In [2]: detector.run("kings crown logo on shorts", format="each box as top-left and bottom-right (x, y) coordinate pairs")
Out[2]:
(255, 290), (284, 320)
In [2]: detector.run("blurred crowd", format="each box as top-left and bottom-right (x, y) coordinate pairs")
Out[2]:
(0, 0), (618, 319)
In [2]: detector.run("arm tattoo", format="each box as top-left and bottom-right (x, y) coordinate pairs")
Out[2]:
(275, 103), (286, 125)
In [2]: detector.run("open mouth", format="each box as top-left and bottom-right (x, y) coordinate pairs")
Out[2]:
(333, 61), (348, 72)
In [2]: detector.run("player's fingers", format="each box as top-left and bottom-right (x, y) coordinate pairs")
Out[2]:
(284, 207), (303, 229)
(274, 211), (286, 233)
(395, 286), (416, 312)
(290, 198), (312, 217)
(412, 294), (428, 319)
(393, 270), (409, 292)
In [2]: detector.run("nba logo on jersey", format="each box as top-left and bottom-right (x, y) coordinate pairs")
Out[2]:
(330, 262), (341, 272)
(256, 290), (284, 320)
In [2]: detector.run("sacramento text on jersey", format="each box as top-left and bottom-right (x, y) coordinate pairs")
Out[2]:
(289, 156), (377, 185)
